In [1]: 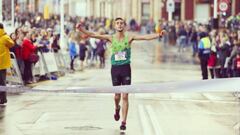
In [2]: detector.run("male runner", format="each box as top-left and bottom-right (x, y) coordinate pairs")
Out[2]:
(76, 18), (165, 131)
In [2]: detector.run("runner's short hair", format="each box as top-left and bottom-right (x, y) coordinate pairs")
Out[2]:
(114, 17), (126, 25)
(115, 17), (124, 21)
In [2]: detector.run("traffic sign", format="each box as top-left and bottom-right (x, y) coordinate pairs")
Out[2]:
(167, 0), (175, 13)
(218, 1), (228, 12)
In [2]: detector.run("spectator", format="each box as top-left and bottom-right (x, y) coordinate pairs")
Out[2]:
(190, 27), (198, 57)
(0, 23), (14, 104)
(68, 31), (78, 72)
(198, 25), (211, 80)
(178, 25), (188, 52)
(22, 32), (37, 84)
(96, 29), (107, 68)
(79, 39), (88, 71)
(10, 33), (24, 77)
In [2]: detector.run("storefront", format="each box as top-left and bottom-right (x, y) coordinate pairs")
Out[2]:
(162, 0), (239, 22)
(194, 0), (211, 23)
(162, 0), (184, 21)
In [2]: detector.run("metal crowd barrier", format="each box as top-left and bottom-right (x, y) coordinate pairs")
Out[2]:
(6, 51), (69, 85)
(6, 53), (24, 85)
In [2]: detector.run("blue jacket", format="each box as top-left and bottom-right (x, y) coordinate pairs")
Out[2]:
(69, 41), (77, 57)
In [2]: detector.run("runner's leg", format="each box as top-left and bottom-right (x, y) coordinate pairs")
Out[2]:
(114, 93), (121, 121)
(122, 93), (129, 123)
(111, 66), (121, 121)
(115, 94), (121, 109)
(120, 65), (131, 130)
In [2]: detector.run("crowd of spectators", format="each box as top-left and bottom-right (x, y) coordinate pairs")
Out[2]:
(6, 12), (240, 85)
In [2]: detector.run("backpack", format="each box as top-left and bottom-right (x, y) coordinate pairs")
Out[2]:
(28, 52), (39, 63)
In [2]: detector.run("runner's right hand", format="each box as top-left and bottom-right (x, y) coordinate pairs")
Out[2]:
(76, 23), (83, 29)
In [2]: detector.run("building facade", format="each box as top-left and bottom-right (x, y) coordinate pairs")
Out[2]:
(89, 0), (240, 24)
(11, 0), (240, 24)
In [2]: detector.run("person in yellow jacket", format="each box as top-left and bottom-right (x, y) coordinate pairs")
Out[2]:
(0, 23), (14, 104)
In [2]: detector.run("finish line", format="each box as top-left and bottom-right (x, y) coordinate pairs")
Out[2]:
(0, 78), (240, 93)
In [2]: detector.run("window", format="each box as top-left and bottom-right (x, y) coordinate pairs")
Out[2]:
(142, 2), (150, 20)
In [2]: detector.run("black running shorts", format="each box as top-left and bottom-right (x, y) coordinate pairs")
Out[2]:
(111, 64), (131, 86)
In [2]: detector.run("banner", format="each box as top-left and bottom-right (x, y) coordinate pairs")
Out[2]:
(44, 4), (50, 20)
(6, 53), (24, 85)
(33, 52), (48, 76)
(43, 52), (59, 73)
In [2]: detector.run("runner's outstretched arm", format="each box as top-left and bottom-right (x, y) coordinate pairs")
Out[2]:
(76, 23), (112, 42)
(130, 30), (166, 41)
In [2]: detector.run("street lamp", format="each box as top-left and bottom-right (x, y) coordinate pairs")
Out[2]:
(0, 0), (2, 22)
(213, 0), (218, 29)
(60, 0), (64, 48)
(11, 0), (14, 27)
(213, 0), (218, 19)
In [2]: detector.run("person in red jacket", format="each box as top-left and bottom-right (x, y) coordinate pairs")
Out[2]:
(10, 33), (24, 77)
(22, 32), (37, 84)
(208, 51), (217, 79)
(234, 54), (240, 77)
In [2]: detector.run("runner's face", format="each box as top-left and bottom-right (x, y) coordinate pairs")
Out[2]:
(115, 20), (125, 32)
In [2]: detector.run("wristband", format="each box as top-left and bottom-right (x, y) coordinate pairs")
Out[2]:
(159, 31), (162, 38)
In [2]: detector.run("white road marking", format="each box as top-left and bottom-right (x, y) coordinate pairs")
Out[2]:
(146, 105), (165, 135)
(135, 96), (238, 104)
(233, 122), (240, 130)
(138, 105), (153, 135)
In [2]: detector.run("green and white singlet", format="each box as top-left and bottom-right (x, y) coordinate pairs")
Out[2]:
(110, 35), (131, 66)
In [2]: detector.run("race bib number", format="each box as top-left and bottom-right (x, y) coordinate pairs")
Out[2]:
(115, 51), (126, 61)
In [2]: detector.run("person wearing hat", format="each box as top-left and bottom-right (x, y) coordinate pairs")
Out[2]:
(198, 25), (211, 79)
(0, 23), (14, 104)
